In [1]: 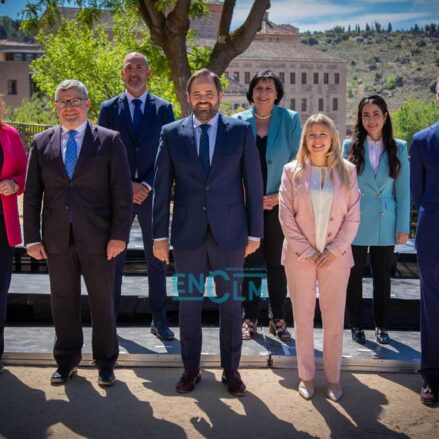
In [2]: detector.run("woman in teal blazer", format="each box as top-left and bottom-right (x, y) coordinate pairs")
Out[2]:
(343, 95), (410, 345)
(233, 70), (302, 341)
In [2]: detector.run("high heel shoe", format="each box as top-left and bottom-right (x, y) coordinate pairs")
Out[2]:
(268, 319), (291, 341)
(241, 319), (258, 340)
(326, 383), (343, 402)
(298, 380), (315, 400)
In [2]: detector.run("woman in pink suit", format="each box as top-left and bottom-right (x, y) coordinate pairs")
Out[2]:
(0, 95), (27, 372)
(279, 113), (360, 401)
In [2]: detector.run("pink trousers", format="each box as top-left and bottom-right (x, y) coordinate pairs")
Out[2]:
(285, 262), (349, 383)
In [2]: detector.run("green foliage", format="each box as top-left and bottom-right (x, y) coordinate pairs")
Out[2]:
(393, 99), (439, 143)
(0, 16), (34, 41)
(3, 94), (58, 125)
(29, 8), (185, 120)
(386, 74), (396, 89)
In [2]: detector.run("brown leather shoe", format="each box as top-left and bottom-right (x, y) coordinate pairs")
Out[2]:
(222, 370), (246, 396)
(176, 370), (201, 393)
(420, 384), (437, 405)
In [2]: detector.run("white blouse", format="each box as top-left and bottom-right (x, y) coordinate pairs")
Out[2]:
(310, 166), (334, 253)
(366, 136), (384, 173)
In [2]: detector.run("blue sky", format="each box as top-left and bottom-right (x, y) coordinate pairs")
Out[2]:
(1, 0), (439, 32)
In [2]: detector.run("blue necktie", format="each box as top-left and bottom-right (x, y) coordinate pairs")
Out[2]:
(199, 124), (210, 175)
(65, 130), (78, 180)
(132, 99), (142, 139)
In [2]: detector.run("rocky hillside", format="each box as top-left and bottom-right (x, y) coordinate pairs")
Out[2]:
(301, 25), (439, 122)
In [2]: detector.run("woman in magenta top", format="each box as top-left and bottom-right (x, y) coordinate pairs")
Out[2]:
(0, 95), (27, 372)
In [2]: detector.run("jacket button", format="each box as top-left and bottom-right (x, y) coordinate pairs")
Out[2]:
(205, 186), (210, 191)
(267, 159), (272, 165)
(381, 213), (384, 217)
(202, 206), (207, 211)
(65, 206), (69, 210)
(327, 232), (332, 237)
(330, 217), (334, 221)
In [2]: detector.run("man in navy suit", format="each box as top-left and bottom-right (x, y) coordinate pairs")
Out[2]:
(99, 52), (175, 340)
(24, 79), (133, 386)
(153, 69), (263, 396)
(410, 78), (439, 405)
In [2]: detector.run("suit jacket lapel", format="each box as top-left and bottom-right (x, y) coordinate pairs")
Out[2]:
(363, 145), (381, 192)
(72, 122), (96, 178)
(209, 114), (228, 177)
(267, 105), (281, 153)
(137, 93), (155, 142)
(48, 126), (68, 179)
(180, 115), (205, 179)
(118, 93), (136, 144)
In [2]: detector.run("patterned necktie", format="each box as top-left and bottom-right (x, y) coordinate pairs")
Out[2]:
(199, 124), (210, 175)
(65, 130), (78, 179)
(132, 99), (142, 139)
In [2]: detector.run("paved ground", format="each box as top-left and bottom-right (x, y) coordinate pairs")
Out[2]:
(0, 366), (437, 439)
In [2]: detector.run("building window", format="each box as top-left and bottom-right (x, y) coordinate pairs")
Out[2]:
(244, 72), (251, 84)
(301, 98), (307, 112)
(290, 72), (296, 84)
(233, 72), (240, 82)
(334, 73), (340, 84)
(290, 99), (296, 110)
(279, 72), (285, 83)
(318, 98), (324, 112)
(301, 72), (307, 84)
(313, 73), (319, 84)
(225, 71), (230, 79)
(332, 98), (338, 111)
(13, 53), (24, 61)
(7, 80), (17, 95)
(324, 73), (329, 84)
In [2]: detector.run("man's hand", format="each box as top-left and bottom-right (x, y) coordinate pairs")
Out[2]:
(106, 239), (126, 260)
(305, 251), (320, 263)
(27, 243), (47, 260)
(244, 240), (260, 257)
(153, 240), (170, 264)
(396, 232), (409, 245)
(263, 194), (279, 211)
(0, 179), (17, 196)
(132, 182), (150, 205)
(316, 249), (337, 269)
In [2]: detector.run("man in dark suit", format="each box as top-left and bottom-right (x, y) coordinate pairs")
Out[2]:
(24, 79), (133, 386)
(410, 78), (439, 405)
(153, 69), (263, 396)
(99, 52), (175, 340)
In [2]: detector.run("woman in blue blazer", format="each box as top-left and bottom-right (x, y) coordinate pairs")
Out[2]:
(234, 70), (302, 341)
(343, 95), (410, 345)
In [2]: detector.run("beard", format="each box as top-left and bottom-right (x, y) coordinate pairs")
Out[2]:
(192, 101), (219, 122)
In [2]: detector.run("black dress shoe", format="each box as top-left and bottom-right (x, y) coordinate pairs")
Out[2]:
(420, 384), (437, 405)
(98, 368), (116, 387)
(351, 328), (366, 344)
(176, 370), (201, 393)
(51, 367), (78, 385)
(222, 370), (246, 396)
(151, 322), (175, 340)
(375, 328), (390, 344)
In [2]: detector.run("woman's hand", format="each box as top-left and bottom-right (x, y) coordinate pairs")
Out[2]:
(263, 194), (279, 210)
(396, 232), (409, 245)
(0, 179), (18, 196)
(316, 249), (337, 268)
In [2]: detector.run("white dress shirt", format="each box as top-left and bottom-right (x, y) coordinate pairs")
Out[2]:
(310, 166), (334, 253)
(366, 136), (384, 174)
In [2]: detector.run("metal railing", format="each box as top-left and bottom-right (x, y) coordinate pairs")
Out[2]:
(6, 121), (53, 151)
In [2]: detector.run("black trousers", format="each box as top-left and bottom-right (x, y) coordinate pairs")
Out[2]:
(242, 206), (287, 320)
(46, 228), (118, 371)
(0, 215), (13, 359)
(346, 245), (394, 329)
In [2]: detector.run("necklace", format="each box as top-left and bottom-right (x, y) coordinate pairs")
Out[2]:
(255, 112), (272, 120)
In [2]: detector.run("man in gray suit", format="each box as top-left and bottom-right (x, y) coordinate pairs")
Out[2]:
(24, 79), (133, 386)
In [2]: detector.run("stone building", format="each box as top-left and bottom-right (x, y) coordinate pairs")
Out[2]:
(193, 6), (347, 138)
(0, 40), (41, 108)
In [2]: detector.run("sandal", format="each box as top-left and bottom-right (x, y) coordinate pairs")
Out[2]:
(269, 319), (291, 341)
(242, 319), (258, 340)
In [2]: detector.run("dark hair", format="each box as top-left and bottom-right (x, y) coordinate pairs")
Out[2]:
(348, 95), (400, 179)
(246, 70), (284, 105)
(186, 68), (222, 94)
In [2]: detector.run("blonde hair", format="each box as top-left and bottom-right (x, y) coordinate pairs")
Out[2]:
(294, 113), (351, 188)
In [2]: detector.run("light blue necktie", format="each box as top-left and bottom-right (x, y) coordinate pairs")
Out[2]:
(199, 124), (210, 175)
(65, 130), (78, 179)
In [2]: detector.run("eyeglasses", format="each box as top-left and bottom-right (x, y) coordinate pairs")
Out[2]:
(55, 98), (87, 108)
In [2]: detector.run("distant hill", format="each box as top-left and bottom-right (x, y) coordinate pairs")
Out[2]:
(301, 24), (439, 124)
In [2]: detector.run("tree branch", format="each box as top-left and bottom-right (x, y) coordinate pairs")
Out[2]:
(217, 0), (235, 38)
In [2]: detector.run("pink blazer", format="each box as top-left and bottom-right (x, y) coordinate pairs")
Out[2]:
(0, 123), (27, 246)
(279, 159), (360, 270)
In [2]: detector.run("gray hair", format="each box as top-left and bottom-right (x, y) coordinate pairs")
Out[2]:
(55, 79), (89, 101)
